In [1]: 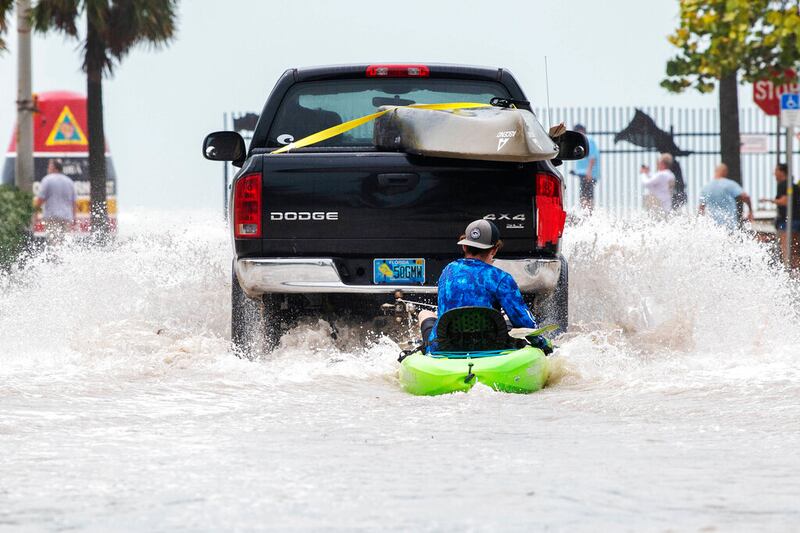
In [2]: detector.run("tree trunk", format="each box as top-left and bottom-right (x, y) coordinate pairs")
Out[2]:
(719, 72), (742, 184)
(86, 24), (108, 238)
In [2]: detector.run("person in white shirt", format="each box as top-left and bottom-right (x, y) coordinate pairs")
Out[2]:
(639, 164), (656, 211)
(34, 159), (76, 245)
(641, 153), (676, 215)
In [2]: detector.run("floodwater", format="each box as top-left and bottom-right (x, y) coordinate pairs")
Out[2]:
(1, 209), (799, 532)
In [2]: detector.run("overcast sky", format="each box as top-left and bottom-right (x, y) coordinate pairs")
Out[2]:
(0, 0), (758, 210)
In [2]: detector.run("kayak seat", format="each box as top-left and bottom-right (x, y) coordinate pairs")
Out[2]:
(434, 306), (516, 352)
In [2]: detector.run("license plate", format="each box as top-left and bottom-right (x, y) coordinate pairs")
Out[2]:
(373, 258), (426, 285)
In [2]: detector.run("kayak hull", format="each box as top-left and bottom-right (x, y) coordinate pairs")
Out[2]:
(399, 346), (549, 396)
(373, 106), (559, 163)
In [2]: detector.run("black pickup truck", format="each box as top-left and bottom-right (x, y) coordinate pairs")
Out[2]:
(203, 63), (586, 354)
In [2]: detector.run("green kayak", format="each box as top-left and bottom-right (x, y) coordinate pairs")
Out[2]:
(399, 345), (549, 396)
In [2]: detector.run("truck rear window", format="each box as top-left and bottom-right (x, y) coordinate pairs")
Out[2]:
(266, 79), (511, 148)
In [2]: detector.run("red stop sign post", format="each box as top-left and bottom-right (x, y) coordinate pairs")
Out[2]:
(753, 69), (799, 115)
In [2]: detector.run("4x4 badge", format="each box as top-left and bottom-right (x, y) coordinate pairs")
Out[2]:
(484, 213), (526, 221)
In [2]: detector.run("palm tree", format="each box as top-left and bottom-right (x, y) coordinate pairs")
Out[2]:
(32, 0), (178, 237)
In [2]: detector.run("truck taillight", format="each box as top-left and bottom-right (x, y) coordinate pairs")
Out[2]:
(366, 64), (430, 77)
(535, 172), (566, 248)
(234, 172), (262, 238)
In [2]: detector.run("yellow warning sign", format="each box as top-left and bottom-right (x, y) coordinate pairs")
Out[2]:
(45, 106), (88, 146)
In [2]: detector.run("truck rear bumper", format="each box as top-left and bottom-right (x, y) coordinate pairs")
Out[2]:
(235, 257), (561, 298)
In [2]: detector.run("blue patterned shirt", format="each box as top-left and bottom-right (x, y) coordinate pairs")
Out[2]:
(428, 258), (537, 351)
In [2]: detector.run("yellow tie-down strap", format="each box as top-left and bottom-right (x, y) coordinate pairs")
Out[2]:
(271, 102), (492, 154)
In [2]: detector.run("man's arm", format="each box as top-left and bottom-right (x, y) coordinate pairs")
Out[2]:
(762, 187), (787, 206)
(34, 179), (48, 210)
(496, 274), (537, 328)
(585, 139), (599, 181)
(738, 192), (754, 221)
(640, 172), (657, 186)
(71, 184), (77, 223)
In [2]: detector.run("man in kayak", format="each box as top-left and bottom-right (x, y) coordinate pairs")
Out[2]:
(418, 219), (553, 354)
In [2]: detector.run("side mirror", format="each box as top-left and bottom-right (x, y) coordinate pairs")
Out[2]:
(553, 131), (589, 161)
(203, 131), (246, 166)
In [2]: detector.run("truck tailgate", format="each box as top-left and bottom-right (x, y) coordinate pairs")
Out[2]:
(259, 152), (539, 256)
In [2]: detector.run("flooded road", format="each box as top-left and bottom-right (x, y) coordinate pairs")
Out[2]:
(1, 210), (799, 531)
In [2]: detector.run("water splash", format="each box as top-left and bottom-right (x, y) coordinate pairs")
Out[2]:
(555, 210), (800, 390)
(1, 208), (798, 388)
(0, 210), (230, 380)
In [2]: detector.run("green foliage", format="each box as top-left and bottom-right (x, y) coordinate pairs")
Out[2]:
(32, 0), (179, 75)
(0, 0), (15, 51)
(0, 185), (34, 266)
(0, 0), (178, 64)
(663, 0), (800, 93)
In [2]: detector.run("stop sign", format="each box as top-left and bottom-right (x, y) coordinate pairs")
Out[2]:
(754, 69), (799, 116)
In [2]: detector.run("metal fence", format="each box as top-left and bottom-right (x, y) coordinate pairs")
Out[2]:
(224, 106), (793, 217)
(540, 106), (790, 215)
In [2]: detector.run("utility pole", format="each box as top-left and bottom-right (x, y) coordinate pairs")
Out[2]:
(15, 0), (34, 193)
(787, 126), (794, 268)
(780, 91), (800, 268)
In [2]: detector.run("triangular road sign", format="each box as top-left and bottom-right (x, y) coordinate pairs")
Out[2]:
(45, 105), (88, 146)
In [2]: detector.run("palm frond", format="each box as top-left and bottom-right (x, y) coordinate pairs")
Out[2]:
(0, 0), (14, 51)
(30, 0), (177, 74)
(106, 0), (178, 61)
(32, 0), (81, 36)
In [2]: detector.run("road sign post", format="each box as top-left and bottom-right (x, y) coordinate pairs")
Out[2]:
(780, 93), (798, 268)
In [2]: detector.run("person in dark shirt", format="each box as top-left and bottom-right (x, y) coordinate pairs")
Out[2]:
(670, 158), (688, 210)
(418, 219), (551, 353)
(761, 163), (800, 268)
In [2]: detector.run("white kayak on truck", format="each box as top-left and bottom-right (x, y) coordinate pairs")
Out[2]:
(373, 105), (560, 163)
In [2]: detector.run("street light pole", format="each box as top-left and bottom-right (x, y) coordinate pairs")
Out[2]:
(223, 112), (228, 220)
(787, 127), (794, 268)
(15, 0), (34, 193)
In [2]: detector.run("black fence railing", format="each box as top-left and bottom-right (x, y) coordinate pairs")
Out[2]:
(540, 106), (790, 214)
(223, 106), (795, 217)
